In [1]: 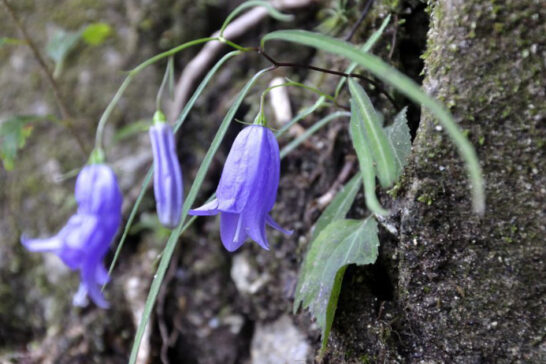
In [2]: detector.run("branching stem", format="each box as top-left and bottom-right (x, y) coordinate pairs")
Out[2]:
(255, 47), (397, 107)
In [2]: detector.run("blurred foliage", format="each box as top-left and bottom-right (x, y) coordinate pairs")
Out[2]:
(0, 115), (53, 170)
(46, 22), (114, 78)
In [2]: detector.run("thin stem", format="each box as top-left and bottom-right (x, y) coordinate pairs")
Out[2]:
(222, 38), (252, 52)
(344, 0), (375, 42)
(2, 0), (87, 154)
(94, 37), (219, 151)
(130, 37), (218, 75)
(256, 48), (397, 107)
(261, 80), (348, 111)
(219, 0), (293, 38)
(95, 75), (134, 150)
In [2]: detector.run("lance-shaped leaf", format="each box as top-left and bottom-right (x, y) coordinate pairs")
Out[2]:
(294, 217), (380, 351)
(261, 30), (484, 214)
(385, 107), (411, 180)
(128, 69), (269, 364)
(311, 173), (361, 241)
(349, 101), (388, 216)
(349, 78), (397, 188)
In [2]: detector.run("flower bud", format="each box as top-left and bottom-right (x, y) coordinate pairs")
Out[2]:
(149, 121), (184, 228)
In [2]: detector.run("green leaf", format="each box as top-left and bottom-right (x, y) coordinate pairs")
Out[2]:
(46, 28), (81, 77)
(294, 217), (380, 351)
(334, 14), (391, 98)
(46, 29), (80, 63)
(349, 78), (397, 188)
(349, 101), (388, 215)
(0, 115), (39, 170)
(128, 68), (268, 364)
(262, 30), (484, 214)
(113, 119), (151, 141)
(385, 107), (411, 180)
(0, 37), (24, 47)
(219, 1), (293, 37)
(275, 96), (327, 137)
(82, 23), (112, 46)
(311, 173), (361, 241)
(279, 111), (350, 158)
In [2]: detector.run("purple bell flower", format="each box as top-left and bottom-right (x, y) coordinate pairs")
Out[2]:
(149, 117), (184, 229)
(22, 164), (122, 308)
(189, 125), (291, 251)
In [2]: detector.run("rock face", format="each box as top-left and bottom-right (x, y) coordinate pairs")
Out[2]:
(250, 315), (309, 364)
(397, 0), (545, 361)
(327, 0), (545, 362)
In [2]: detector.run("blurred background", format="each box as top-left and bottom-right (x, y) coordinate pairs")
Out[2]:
(1, 0), (544, 363)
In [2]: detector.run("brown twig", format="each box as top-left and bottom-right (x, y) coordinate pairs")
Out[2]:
(345, 0), (375, 42)
(2, 0), (87, 155)
(169, 0), (314, 120)
(388, 14), (398, 60)
(316, 155), (356, 209)
(257, 48), (398, 107)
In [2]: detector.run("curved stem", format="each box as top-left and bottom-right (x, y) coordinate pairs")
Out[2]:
(94, 75), (133, 150)
(255, 47), (397, 107)
(94, 37), (219, 151)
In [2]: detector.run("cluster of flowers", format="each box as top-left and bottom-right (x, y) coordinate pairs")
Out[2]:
(22, 113), (291, 307)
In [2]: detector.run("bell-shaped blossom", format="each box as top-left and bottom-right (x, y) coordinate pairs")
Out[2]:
(189, 125), (291, 251)
(22, 164), (122, 308)
(149, 121), (184, 228)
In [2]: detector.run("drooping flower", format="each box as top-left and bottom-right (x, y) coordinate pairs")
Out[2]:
(22, 163), (122, 308)
(149, 111), (184, 228)
(189, 125), (291, 251)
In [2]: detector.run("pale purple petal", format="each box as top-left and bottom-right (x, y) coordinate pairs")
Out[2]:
(191, 125), (290, 251)
(216, 126), (266, 212)
(76, 164), (122, 216)
(189, 199), (219, 216)
(22, 163), (122, 308)
(266, 215), (293, 235)
(95, 263), (110, 285)
(81, 258), (109, 309)
(21, 235), (62, 252)
(262, 128), (281, 211)
(72, 284), (89, 307)
(149, 123), (184, 228)
(220, 212), (246, 252)
(57, 214), (100, 269)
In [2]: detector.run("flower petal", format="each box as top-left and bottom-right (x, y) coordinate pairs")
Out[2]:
(189, 199), (220, 216)
(95, 263), (110, 285)
(216, 126), (267, 213)
(57, 214), (99, 269)
(262, 128), (281, 212)
(266, 215), (293, 235)
(220, 212), (246, 252)
(76, 164), (122, 216)
(72, 283), (89, 307)
(21, 235), (62, 252)
(81, 258), (109, 309)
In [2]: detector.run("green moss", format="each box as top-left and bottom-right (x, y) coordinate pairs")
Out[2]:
(417, 193), (433, 206)
(359, 354), (371, 363)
